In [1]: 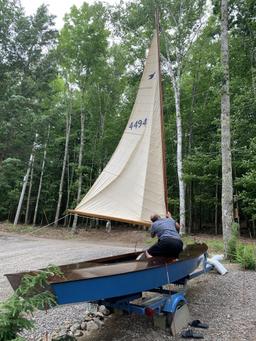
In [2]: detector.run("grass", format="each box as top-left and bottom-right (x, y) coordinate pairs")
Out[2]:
(236, 243), (256, 270)
(3, 223), (35, 234)
(146, 235), (225, 255)
(206, 240), (224, 253)
(0, 222), (77, 240)
(183, 236), (224, 254)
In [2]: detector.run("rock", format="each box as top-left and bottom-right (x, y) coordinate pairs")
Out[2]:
(70, 322), (81, 333)
(98, 305), (111, 316)
(52, 329), (68, 339)
(74, 330), (83, 337)
(93, 317), (104, 328)
(84, 314), (93, 322)
(81, 321), (87, 330)
(89, 303), (98, 314)
(96, 311), (104, 320)
(51, 331), (59, 339)
(86, 320), (99, 332)
(52, 335), (76, 341)
(64, 320), (72, 327)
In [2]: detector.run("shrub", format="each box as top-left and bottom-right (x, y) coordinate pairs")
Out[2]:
(0, 265), (62, 341)
(207, 240), (224, 253)
(227, 222), (240, 261)
(236, 244), (256, 270)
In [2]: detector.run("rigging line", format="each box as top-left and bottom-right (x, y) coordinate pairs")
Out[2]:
(165, 262), (171, 284)
(28, 214), (71, 235)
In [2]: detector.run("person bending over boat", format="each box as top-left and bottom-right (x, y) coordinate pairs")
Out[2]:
(145, 212), (183, 259)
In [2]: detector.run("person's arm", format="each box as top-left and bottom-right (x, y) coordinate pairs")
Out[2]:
(175, 221), (180, 233)
(150, 223), (156, 238)
(166, 211), (172, 218)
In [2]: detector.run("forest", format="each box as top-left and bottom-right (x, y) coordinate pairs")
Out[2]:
(0, 0), (255, 236)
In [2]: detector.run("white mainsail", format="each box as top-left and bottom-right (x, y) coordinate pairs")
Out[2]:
(70, 31), (167, 225)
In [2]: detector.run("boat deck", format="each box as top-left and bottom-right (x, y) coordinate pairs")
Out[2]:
(6, 243), (208, 290)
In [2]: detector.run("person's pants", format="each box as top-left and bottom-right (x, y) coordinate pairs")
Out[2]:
(147, 237), (183, 258)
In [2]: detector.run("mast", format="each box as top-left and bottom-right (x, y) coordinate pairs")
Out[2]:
(155, 10), (168, 214)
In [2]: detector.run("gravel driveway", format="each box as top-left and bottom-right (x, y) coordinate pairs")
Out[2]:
(0, 232), (133, 301)
(80, 264), (256, 341)
(0, 232), (134, 339)
(1, 232), (255, 341)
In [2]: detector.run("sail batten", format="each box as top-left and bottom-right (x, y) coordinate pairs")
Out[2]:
(71, 31), (167, 225)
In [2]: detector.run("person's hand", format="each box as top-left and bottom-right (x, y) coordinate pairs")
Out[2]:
(179, 223), (184, 236)
(166, 211), (172, 218)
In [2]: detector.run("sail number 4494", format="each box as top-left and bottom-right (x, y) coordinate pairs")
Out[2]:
(128, 118), (147, 130)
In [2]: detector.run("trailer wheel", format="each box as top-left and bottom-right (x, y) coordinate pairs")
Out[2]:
(166, 300), (186, 336)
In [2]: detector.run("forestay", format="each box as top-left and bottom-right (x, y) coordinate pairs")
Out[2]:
(70, 32), (167, 226)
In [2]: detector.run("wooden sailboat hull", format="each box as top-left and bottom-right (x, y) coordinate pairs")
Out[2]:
(52, 254), (204, 305)
(6, 243), (208, 305)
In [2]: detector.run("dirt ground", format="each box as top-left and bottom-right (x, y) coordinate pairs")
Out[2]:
(0, 221), (230, 249)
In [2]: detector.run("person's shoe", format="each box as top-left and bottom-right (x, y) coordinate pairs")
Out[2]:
(189, 320), (209, 329)
(181, 329), (204, 339)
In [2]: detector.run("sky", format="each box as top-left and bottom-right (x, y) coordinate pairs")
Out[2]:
(20, 0), (121, 28)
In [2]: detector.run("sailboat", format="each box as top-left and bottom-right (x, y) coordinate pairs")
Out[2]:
(6, 27), (208, 307)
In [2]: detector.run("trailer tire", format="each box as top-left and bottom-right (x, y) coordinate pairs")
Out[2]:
(166, 300), (186, 335)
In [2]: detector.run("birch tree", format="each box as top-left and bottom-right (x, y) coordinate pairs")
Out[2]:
(58, 2), (110, 228)
(220, 0), (233, 254)
(14, 134), (38, 226)
(33, 125), (50, 226)
(54, 106), (71, 227)
(161, 0), (211, 233)
(72, 105), (85, 232)
(24, 155), (34, 224)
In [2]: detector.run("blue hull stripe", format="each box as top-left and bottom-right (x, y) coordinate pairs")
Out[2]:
(51, 257), (200, 305)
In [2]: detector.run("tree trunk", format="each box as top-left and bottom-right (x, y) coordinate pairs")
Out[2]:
(98, 83), (106, 172)
(215, 179), (218, 235)
(64, 151), (70, 227)
(54, 110), (71, 227)
(163, 41), (186, 234)
(187, 73), (198, 234)
(250, 31), (256, 96)
(174, 76), (186, 233)
(221, 0), (233, 255)
(14, 134), (38, 226)
(64, 150), (76, 227)
(24, 155), (35, 224)
(33, 125), (50, 226)
(72, 108), (85, 232)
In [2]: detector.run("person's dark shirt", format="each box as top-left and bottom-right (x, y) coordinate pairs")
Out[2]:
(150, 217), (181, 240)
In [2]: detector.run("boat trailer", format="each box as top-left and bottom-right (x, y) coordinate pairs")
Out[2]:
(6, 244), (217, 335)
(95, 255), (213, 335)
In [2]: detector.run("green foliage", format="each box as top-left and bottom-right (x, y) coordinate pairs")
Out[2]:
(206, 240), (224, 253)
(0, 158), (23, 217)
(236, 244), (256, 270)
(235, 138), (256, 221)
(0, 0), (255, 232)
(0, 265), (62, 341)
(227, 222), (240, 261)
(181, 237), (224, 254)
